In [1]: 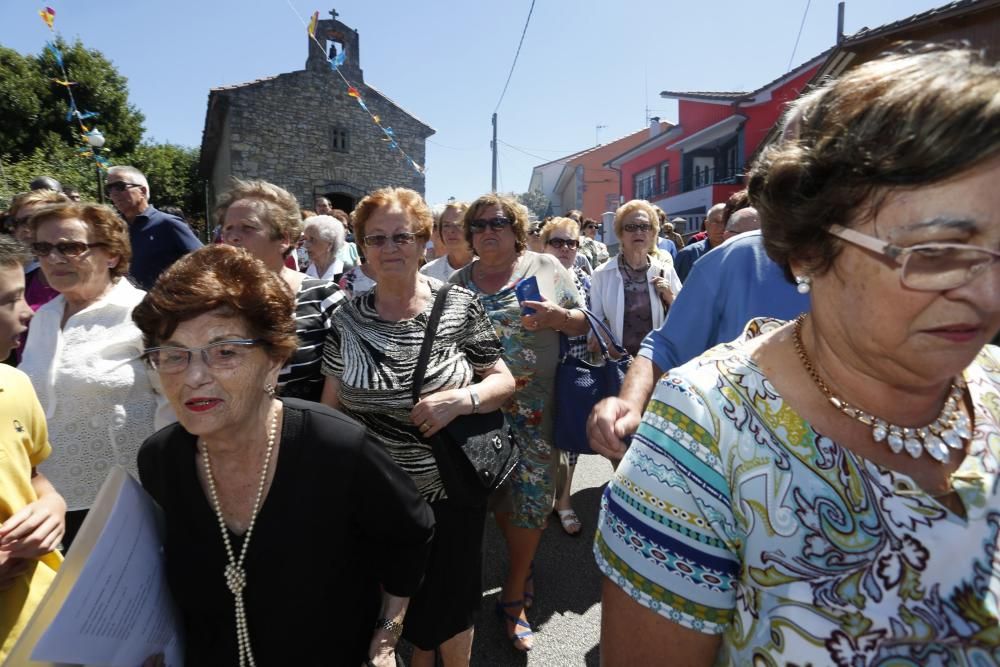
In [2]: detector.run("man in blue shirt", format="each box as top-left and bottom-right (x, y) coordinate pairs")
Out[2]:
(586, 230), (809, 461)
(106, 166), (202, 289)
(673, 202), (726, 282)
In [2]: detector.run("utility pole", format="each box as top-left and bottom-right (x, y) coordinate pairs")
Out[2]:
(837, 1), (846, 44)
(491, 113), (498, 192)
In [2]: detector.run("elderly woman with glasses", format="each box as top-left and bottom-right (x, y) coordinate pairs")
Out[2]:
(301, 214), (347, 282)
(18, 202), (171, 549)
(450, 194), (589, 652)
(589, 200), (682, 357)
(321, 187), (515, 666)
(576, 215), (610, 269)
(217, 179), (345, 402)
(597, 46), (1000, 666)
(134, 245), (434, 666)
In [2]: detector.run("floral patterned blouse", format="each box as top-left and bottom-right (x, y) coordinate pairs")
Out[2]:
(595, 319), (1000, 666)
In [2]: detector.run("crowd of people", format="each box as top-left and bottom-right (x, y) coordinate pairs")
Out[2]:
(0, 45), (997, 666)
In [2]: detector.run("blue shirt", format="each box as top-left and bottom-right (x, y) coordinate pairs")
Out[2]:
(656, 237), (677, 259)
(639, 231), (810, 373)
(128, 206), (203, 290)
(673, 237), (714, 282)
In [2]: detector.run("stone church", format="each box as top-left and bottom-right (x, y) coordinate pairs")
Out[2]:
(199, 10), (434, 213)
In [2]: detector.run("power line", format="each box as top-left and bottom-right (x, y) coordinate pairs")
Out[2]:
(787, 0), (812, 72)
(500, 140), (562, 162)
(494, 0), (537, 114)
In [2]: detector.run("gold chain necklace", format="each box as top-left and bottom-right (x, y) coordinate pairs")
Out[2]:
(792, 315), (970, 463)
(200, 407), (279, 667)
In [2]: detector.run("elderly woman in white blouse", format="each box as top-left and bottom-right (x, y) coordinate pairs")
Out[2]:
(302, 214), (347, 281)
(19, 201), (170, 550)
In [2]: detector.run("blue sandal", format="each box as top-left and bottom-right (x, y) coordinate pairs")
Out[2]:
(495, 598), (534, 652)
(524, 561), (535, 609)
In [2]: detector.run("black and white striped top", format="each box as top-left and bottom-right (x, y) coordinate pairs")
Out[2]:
(278, 278), (346, 402)
(321, 282), (503, 501)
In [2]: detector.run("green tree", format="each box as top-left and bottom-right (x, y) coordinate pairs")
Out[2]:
(517, 188), (551, 219)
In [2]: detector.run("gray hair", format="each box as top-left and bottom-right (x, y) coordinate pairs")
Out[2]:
(107, 165), (151, 199)
(726, 207), (760, 235)
(302, 215), (346, 253)
(0, 235), (31, 269)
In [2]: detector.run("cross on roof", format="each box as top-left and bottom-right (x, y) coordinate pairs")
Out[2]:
(328, 9), (339, 20)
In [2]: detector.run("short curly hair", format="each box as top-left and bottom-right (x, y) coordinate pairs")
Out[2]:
(132, 245), (298, 363)
(29, 202), (131, 279)
(463, 193), (529, 254)
(613, 200), (661, 253)
(215, 179), (302, 250)
(540, 216), (580, 245)
(351, 187), (433, 247)
(749, 45), (1000, 282)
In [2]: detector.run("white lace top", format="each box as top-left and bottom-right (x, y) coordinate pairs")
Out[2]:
(19, 279), (171, 510)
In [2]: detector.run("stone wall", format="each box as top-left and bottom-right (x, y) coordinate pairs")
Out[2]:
(218, 68), (431, 208)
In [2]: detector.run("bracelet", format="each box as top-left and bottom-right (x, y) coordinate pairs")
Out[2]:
(555, 308), (572, 332)
(468, 386), (481, 414)
(375, 617), (404, 640)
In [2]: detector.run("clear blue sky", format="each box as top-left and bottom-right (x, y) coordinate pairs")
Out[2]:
(1, 0), (945, 205)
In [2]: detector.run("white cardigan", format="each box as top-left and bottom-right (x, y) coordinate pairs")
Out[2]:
(589, 254), (683, 344)
(19, 278), (172, 510)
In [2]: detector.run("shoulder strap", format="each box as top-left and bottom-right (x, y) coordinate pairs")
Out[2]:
(412, 283), (453, 404)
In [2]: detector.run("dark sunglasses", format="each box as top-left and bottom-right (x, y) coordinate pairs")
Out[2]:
(583, 224), (601, 231)
(32, 241), (107, 258)
(546, 238), (579, 250)
(469, 217), (512, 233)
(104, 181), (141, 196)
(363, 232), (418, 248)
(623, 223), (653, 233)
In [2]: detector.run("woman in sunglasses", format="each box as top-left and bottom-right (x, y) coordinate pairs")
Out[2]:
(451, 194), (590, 652)
(133, 245), (434, 666)
(215, 179), (345, 402)
(321, 187), (515, 666)
(597, 46), (1000, 666)
(540, 216), (591, 536)
(589, 199), (682, 358)
(18, 201), (171, 549)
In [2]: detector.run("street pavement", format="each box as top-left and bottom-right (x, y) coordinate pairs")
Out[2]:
(398, 451), (616, 666)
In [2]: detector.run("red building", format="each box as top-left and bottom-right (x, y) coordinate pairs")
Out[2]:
(605, 54), (827, 235)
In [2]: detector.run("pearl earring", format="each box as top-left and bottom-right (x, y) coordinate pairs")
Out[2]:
(795, 275), (812, 294)
(264, 383), (276, 398)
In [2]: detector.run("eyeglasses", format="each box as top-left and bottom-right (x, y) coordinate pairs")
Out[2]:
(141, 339), (266, 374)
(31, 241), (107, 258)
(623, 223), (653, 233)
(546, 238), (579, 250)
(469, 217), (512, 233)
(828, 224), (1000, 291)
(583, 224), (601, 231)
(363, 232), (419, 248)
(105, 181), (141, 196)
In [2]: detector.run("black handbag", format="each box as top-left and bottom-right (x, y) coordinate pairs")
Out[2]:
(412, 284), (519, 506)
(554, 309), (632, 454)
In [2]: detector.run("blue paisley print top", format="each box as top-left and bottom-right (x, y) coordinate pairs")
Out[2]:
(595, 319), (1000, 666)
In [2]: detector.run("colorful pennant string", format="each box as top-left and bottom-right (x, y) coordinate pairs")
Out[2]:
(39, 8), (109, 172)
(285, 3), (424, 174)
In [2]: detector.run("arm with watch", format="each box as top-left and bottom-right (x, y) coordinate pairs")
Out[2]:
(409, 357), (515, 438)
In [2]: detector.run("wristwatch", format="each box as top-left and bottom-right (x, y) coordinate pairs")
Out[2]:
(375, 617), (403, 640)
(469, 386), (481, 414)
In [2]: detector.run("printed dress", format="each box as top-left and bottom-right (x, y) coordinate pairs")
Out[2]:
(595, 321), (1000, 666)
(451, 252), (583, 528)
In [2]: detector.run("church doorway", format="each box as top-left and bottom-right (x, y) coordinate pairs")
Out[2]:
(322, 192), (356, 213)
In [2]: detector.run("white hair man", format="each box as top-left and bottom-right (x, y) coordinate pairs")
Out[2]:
(105, 165), (202, 289)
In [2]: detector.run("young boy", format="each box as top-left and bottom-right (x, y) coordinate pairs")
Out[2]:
(0, 234), (66, 660)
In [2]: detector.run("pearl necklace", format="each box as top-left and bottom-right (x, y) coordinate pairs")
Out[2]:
(200, 407), (279, 667)
(793, 315), (971, 463)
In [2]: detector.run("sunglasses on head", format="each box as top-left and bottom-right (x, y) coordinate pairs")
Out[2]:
(546, 238), (578, 250)
(31, 241), (107, 258)
(623, 223), (653, 233)
(469, 217), (512, 233)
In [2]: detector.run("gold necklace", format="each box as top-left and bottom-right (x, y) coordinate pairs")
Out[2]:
(792, 314), (970, 463)
(200, 406), (279, 667)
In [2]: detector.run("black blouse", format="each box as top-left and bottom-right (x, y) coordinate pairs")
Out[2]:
(137, 399), (435, 666)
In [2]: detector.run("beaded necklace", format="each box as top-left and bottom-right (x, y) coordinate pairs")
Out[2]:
(793, 315), (970, 463)
(200, 406), (279, 667)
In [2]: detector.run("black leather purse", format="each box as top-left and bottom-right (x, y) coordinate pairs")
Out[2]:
(412, 284), (519, 506)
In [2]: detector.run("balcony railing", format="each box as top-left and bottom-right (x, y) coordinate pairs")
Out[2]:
(636, 165), (743, 201)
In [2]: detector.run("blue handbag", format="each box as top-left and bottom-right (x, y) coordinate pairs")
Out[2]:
(554, 309), (632, 454)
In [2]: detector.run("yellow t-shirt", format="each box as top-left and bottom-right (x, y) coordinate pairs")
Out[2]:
(0, 365), (62, 661)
